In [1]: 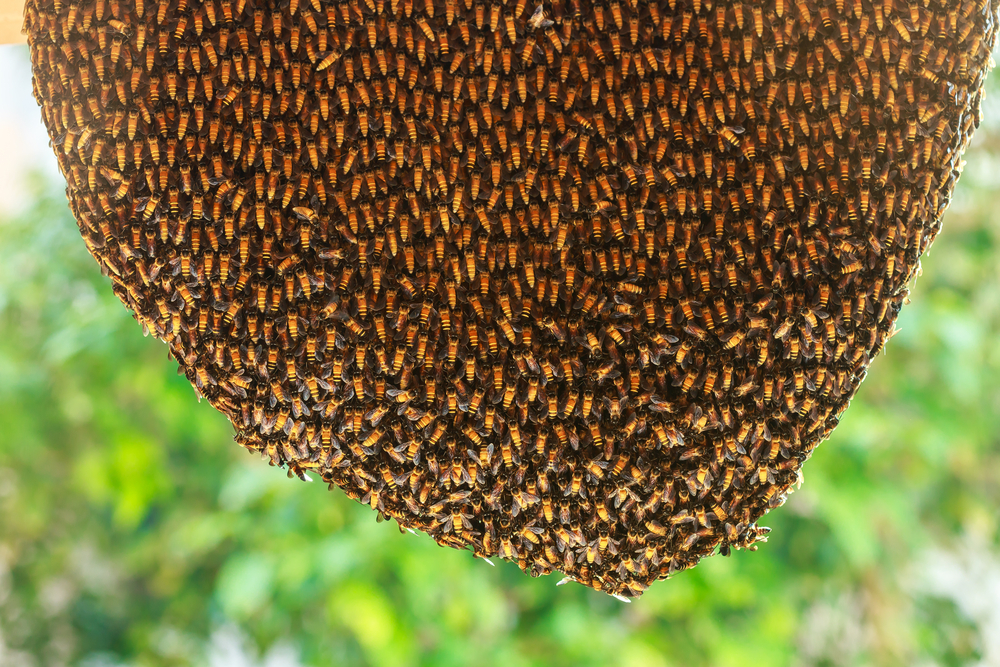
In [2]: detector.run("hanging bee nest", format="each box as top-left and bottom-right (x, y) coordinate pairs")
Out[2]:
(23, 0), (998, 597)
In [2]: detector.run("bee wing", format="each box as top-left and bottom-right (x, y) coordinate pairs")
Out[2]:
(404, 496), (422, 514)
(684, 322), (708, 340)
(134, 195), (155, 213)
(365, 405), (388, 425)
(567, 429), (581, 450)
(525, 356), (541, 374)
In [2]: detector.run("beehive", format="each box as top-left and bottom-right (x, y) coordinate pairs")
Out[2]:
(23, 0), (999, 597)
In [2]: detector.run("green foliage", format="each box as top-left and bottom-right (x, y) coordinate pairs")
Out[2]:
(4, 124), (1000, 666)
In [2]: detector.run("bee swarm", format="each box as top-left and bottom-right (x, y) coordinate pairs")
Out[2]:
(24, 0), (998, 597)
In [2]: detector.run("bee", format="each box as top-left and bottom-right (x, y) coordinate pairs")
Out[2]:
(314, 48), (344, 72)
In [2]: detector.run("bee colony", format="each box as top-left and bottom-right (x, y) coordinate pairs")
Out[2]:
(23, 0), (999, 597)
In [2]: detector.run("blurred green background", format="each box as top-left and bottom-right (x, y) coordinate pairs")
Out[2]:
(2, 46), (1000, 667)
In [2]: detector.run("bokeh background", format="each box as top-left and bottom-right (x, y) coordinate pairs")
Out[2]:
(2, 40), (1000, 666)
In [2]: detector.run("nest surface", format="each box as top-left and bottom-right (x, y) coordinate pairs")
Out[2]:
(24, 0), (999, 596)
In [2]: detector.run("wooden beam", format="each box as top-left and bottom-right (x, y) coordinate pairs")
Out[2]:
(0, 0), (25, 44)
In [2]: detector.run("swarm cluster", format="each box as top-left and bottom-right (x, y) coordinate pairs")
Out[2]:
(25, 0), (998, 596)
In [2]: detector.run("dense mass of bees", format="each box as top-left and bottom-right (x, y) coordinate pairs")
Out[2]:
(24, 0), (998, 596)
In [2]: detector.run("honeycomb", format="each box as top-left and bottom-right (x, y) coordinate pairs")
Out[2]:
(24, 0), (999, 597)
